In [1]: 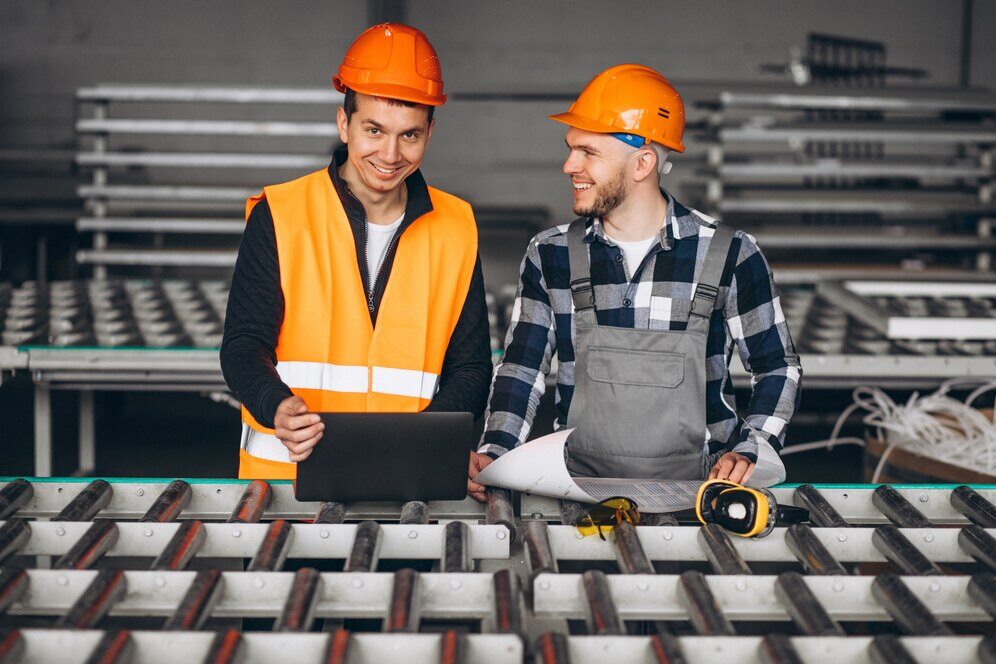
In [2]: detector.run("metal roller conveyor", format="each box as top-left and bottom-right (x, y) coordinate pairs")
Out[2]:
(203, 628), (243, 664)
(522, 521), (558, 577)
(677, 570), (736, 636)
(759, 633), (804, 664)
(399, 501), (429, 525)
(441, 521), (471, 573)
(871, 573), (953, 636)
(84, 629), (134, 664)
(873, 485), (933, 529)
(968, 573), (996, 617)
(150, 519), (207, 571)
(0, 569), (28, 616)
(0, 630), (24, 664)
(0, 521), (29, 567)
(649, 628), (686, 664)
(486, 488), (515, 539)
(438, 630), (464, 664)
(793, 485), (850, 528)
(581, 570), (623, 636)
(868, 634), (918, 664)
(56, 568), (128, 629)
(773, 571), (844, 636)
(872, 525), (944, 576)
(532, 632), (570, 664)
(227, 480), (272, 523)
(246, 519), (294, 572)
(958, 525), (996, 570)
(274, 567), (322, 632)
(784, 524), (848, 576)
(384, 568), (420, 633)
(54, 480), (113, 522)
(314, 502), (347, 524)
(0, 480), (33, 520)
(491, 569), (523, 637)
(612, 521), (655, 574)
(163, 568), (224, 631)
(344, 521), (382, 573)
(698, 523), (751, 575)
(952, 486), (996, 528)
(54, 519), (119, 570)
(139, 479), (192, 523)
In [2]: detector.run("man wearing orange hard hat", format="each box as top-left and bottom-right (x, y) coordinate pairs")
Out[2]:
(469, 65), (801, 498)
(223, 23), (492, 479)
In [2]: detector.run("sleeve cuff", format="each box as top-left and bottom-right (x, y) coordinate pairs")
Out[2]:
(258, 386), (294, 429)
(477, 443), (508, 459)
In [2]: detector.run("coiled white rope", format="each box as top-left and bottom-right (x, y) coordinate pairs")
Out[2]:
(783, 381), (996, 482)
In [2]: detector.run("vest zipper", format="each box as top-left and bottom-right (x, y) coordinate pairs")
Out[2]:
(356, 196), (404, 316)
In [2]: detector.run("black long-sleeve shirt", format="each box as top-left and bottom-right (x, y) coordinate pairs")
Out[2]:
(221, 152), (493, 428)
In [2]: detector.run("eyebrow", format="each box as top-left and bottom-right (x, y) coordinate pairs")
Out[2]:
(565, 138), (600, 155)
(361, 119), (424, 135)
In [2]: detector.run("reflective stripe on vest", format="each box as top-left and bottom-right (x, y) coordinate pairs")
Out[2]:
(238, 168), (477, 471)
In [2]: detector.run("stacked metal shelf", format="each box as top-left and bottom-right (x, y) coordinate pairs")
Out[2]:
(699, 90), (996, 280)
(0, 478), (995, 663)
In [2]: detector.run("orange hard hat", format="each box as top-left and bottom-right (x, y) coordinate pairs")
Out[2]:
(550, 64), (685, 152)
(334, 23), (447, 106)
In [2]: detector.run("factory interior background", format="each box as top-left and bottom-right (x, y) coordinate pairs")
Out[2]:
(1, 0), (995, 482)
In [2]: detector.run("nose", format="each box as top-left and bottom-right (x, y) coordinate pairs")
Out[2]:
(563, 150), (582, 175)
(382, 136), (400, 164)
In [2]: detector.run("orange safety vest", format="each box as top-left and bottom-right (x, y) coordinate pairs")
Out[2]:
(237, 169), (478, 479)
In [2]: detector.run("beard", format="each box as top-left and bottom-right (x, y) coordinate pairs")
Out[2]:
(572, 166), (627, 218)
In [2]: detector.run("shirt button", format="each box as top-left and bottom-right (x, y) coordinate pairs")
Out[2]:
(623, 298), (632, 307)
(615, 253), (624, 262)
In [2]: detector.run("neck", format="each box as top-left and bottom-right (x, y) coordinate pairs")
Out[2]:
(339, 161), (406, 224)
(602, 185), (668, 241)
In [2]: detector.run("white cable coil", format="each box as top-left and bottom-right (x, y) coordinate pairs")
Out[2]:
(784, 380), (996, 482)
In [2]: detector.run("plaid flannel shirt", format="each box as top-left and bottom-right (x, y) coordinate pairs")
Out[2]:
(479, 192), (802, 464)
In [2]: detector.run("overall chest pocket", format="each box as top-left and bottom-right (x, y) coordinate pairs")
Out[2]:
(586, 347), (684, 387)
(574, 346), (688, 458)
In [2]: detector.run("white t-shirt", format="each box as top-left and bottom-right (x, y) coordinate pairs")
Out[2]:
(366, 214), (404, 286)
(604, 230), (659, 279)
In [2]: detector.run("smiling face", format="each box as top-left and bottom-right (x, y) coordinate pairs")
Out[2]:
(336, 92), (434, 199)
(562, 127), (633, 218)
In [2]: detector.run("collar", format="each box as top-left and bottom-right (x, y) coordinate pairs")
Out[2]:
(327, 148), (434, 223)
(584, 188), (684, 251)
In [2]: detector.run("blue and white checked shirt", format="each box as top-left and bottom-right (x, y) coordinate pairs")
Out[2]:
(479, 193), (802, 463)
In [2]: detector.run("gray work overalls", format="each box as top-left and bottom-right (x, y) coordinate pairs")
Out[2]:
(564, 218), (735, 480)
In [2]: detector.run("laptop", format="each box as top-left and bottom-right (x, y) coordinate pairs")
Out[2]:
(294, 412), (474, 502)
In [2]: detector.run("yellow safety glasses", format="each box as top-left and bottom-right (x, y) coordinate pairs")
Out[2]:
(575, 496), (641, 540)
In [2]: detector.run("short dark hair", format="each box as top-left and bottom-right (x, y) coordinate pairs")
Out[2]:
(342, 87), (435, 125)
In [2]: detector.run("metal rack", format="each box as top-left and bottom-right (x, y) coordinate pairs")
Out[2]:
(3, 279), (996, 476)
(1, 478), (995, 662)
(700, 90), (996, 277)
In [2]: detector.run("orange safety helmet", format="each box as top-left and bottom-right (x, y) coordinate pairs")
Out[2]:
(334, 23), (447, 106)
(550, 64), (685, 152)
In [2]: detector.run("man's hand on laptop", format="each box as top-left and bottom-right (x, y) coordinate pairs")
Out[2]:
(467, 451), (493, 502)
(707, 451), (755, 484)
(274, 396), (325, 463)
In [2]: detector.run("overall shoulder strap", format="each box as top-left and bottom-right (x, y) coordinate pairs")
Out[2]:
(567, 218), (594, 311)
(689, 223), (736, 319)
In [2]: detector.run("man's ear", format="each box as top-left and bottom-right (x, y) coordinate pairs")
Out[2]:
(632, 147), (657, 183)
(336, 106), (349, 144)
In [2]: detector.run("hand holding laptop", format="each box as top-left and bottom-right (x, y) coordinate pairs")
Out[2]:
(274, 396), (325, 462)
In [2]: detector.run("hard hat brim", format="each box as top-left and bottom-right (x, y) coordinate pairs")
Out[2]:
(549, 111), (619, 136)
(549, 111), (686, 153)
(335, 77), (447, 107)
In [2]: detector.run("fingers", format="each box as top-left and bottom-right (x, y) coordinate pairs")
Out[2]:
(710, 454), (735, 480)
(277, 421), (324, 444)
(727, 458), (754, 484)
(285, 433), (322, 462)
(284, 412), (322, 431)
(466, 478), (487, 502)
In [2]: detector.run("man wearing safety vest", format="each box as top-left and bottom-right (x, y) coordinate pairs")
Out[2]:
(222, 23), (492, 480)
(468, 65), (802, 500)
